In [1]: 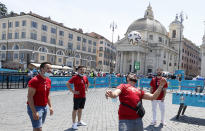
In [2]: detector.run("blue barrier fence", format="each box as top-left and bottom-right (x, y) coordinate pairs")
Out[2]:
(49, 76), (204, 92)
(0, 68), (18, 72)
(172, 92), (205, 107)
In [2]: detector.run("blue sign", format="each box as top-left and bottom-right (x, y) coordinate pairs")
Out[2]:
(88, 77), (95, 88)
(175, 70), (185, 80)
(172, 92), (205, 107)
(122, 77), (127, 84)
(181, 80), (204, 91)
(95, 77), (109, 88)
(139, 78), (151, 89)
(110, 77), (122, 88)
(167, 79), (179, 90)
(50, 77), (71, 91)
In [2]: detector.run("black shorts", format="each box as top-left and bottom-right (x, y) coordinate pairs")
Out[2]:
(73, 98), (86, 110)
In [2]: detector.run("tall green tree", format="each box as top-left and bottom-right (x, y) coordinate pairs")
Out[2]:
(0, 2), (7, 17)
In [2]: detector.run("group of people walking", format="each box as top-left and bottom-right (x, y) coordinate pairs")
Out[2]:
(26, 62), (168, 131)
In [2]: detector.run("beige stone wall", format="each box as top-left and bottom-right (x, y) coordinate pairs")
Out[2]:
(0, 14), (100, 70)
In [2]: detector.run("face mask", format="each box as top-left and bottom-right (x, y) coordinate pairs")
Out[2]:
(44, 72), (51, 77)
(78, 73), (84, 77)
(157, 72), (162, 76)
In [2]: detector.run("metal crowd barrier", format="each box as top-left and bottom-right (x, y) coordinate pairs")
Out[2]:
(0, 72), (28, 89)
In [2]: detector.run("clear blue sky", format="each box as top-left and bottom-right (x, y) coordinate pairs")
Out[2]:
(2, 0), (205, 46)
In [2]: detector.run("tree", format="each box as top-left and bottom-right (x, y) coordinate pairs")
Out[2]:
(0, 2), (7, 17)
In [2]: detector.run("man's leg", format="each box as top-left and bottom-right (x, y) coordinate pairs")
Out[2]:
(72, 110), (78, 123)
(77, 109), (82, 122)
(77, 98), (86, 126)
(159, 101), (165, 124)
(151, 100), (157, 124)
(33, 128), (42, 131)
(27, 106), (44, 131)
(72, 98), (79, 129)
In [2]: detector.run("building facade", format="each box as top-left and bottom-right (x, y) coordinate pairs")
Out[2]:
(115, 4), (177, 75)
(88, 32), (116, 73)
(169, 15), (201, 76)
(0, 12), (97, 71)
(200, 33), (205, 77)
(115, 4), (201, 76)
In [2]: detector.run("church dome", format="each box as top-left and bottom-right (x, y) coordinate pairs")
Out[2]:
(126, 4), (167, 36)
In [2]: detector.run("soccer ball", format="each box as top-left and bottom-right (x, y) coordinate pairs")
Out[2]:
(127, 31), (142, 45)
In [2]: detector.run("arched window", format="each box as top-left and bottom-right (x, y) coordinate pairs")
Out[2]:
(13, 45), (19, 50)
(75, 54), (81, 58)
(38, 47), (48, 53)
(1, 45), (6, 50)
(56, 50), (65, 56)
(87, 56), (92, 60)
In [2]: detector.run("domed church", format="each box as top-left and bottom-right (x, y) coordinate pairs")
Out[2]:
(115, 4), (178, 75)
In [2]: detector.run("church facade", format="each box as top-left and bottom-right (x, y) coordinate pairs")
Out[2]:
(115, 4), (177, 75)
(115, 4), (201, 76)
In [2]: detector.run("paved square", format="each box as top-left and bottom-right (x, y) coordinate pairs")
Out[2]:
(0, 88), (205, 131)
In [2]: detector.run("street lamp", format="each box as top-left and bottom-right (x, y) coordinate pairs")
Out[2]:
(178, 11), (187, 70)
(110, 22), (117, 73)
(110, 21), (117, 44)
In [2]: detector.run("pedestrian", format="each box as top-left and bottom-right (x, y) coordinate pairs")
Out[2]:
(66, 66), (89, 130)
(27, 62), (53, 131)
(105, 73), (167, 131)
(26, 69), (34, 88)
(150, 68), (168, 126)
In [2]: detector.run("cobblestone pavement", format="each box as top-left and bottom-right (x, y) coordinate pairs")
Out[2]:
(1, 88), (205, 131)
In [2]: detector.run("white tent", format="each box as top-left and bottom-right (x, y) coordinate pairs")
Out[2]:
(29, 63), (73, 70)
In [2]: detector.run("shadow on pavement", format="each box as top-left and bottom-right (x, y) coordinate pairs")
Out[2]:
(144, 124), (163, 131)
(170, 115), (205, 126)
(64, 128), (75, 131)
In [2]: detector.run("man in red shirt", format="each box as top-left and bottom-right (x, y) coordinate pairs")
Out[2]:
(150, 68), (168, 126)
(66, 66), (89, 130)
(27, 62), (53, 131)
(105, 73), (167, 131)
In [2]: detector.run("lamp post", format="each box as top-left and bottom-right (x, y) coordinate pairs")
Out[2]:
(178, 11), (187, 70)
(110, 21), (117, 44)
(110, 21), (117, 73)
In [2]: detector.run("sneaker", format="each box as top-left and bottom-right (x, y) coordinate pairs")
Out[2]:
(77, 121), (87, 126)
(72, 123), (78, 130)
(150, 121), (157, 125)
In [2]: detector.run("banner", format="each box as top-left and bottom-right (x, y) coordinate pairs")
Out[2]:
(88, 77), (95, 88)
(181, 80), (204, 91)
(95, 77), (109, 88)
(49, 76), (204, 92)
(167, 79), (179, 90)
(139, 78), (151, 88)
(50, 77), (71, 91)
(110, 77), (122, 88)
(172, 92), (205, 107)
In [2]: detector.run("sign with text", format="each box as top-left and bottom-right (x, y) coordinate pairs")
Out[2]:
(134, 61), (140, 70)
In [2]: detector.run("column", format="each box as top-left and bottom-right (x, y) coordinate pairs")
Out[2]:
(137, 51), (140, 75)
(131, 52), (135, 72)
(120, 51), (123, 73)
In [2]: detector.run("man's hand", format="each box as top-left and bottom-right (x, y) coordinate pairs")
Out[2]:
(32, 112), (39, 120)
(49, 107), (54, 116)
(161, 98), (165, 102)
(105, 90), (113, 99)
(71, 90), (79, 94)
(159, 78), (167, 87)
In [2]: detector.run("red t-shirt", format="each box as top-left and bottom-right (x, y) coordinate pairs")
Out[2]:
(68, 75), (88, 98)
(27, 74), (51, 106)
(150, 77), (168, 100)
(117, 84), (145, 120)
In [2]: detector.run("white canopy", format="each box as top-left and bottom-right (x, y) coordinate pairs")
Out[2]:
(29, 63), (73, 70)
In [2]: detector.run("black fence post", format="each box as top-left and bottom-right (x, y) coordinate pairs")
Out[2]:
(6, 74), (9, 89)
(22, 75), (25, 88)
